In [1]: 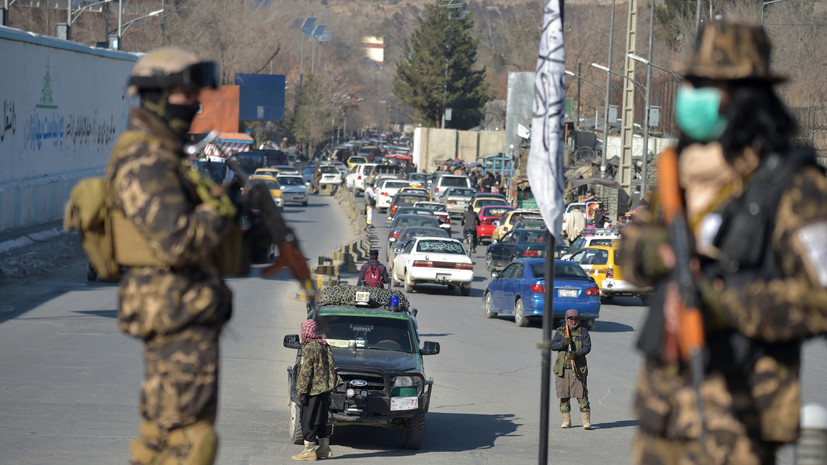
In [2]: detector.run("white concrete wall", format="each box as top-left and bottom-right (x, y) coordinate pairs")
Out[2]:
(0, 26), (137, 232)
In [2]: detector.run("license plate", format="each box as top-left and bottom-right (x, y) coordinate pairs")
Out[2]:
(390, 396), (419, 411)
(355, 291), (370, 303)
(436, 273), (451, 282)
(559, 289), (578, 298)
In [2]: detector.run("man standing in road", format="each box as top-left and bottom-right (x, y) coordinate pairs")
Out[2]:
(106, 48), (233, 465)
(293, 319), (338, 461)
(618, 20), (827, 464)
(364, 181), (376, 225)
(551, 309), (592, 430)
(358, 249), (389, 288)
(564, 206), (586, 245)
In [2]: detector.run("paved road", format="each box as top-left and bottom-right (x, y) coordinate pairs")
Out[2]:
(0, 192), (825, 464)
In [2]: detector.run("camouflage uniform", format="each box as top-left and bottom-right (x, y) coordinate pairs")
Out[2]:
(108, 107), (233, 464)
(619, 20), (827, 465)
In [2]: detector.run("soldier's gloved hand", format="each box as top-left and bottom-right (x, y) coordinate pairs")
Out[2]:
(299, 394), (309, 406)
(562, 337), (572, 347)
(698, 277), (730, 330)
(566, 352), (576, 362)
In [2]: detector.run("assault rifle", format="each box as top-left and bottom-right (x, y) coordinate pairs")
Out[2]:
(564, 323), (584, 384)
(187, 132), (318, 311)
(657, 147), (706, 432)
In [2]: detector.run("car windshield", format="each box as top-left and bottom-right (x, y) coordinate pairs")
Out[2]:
(415, 203), (446, 213)
(400, 227), (449, 241)
(250, 178), (280, 190)
(395, 216), (439, 228)
(278, 176), (304, 185)
(440, 177), (469, 187)
(532, 262), (589, 279)
(482, 207), (513, 217)
(395, 195), (429, 206)
(417, 240), (464, 254)
(519, 231), (547, 243)
(316, 314), (414, 353)
(476, 199), (508, 208)
(447, 188), (475, 197)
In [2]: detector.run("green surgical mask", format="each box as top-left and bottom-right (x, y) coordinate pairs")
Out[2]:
(675, 86), (728, 142)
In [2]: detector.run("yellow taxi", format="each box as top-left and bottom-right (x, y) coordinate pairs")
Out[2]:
(253, 167), (281, 178)
(566, 244), (652, 304)
(491, 209), (543, 241)
(346, 156), (368, 170)
(398, 186), (432, 200)
(247, 174), (284, 208)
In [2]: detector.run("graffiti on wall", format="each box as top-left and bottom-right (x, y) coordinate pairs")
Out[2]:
(0, 100), (15, 142)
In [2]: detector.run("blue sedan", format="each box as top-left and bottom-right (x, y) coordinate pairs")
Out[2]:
(482, 258), (600, 328)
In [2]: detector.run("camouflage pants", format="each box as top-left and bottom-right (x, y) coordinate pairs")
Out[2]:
(632, 432), (779, 465)
(130, 326), (221, 465)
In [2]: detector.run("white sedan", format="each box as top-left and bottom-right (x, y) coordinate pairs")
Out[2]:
(275, 174), (309, 206)
(391, 237), (474, 296)
(375, 179), (411, 212)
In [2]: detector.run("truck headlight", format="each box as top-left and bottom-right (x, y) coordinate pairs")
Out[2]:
(392, 376), (422, 396)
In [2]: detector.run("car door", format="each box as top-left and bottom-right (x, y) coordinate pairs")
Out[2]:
(493, 262), (518, 310)
(498, 231), (519, 266)
(588, 248), (611, 289)
(502, 262), (525, 311)
(393, 240), (417, 280)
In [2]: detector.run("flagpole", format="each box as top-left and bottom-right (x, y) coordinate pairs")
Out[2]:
(539, 231), (556, 464)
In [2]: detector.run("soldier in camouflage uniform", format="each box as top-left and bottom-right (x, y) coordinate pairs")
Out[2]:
(551, 309), (592, 430)
(106, 48), (232, 465)
(293, 319), (338, 461)
(618, 20), (827, 465)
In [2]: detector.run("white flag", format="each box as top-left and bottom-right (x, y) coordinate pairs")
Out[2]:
(517, 123), (531, 139)
(527, 0), (566, 239)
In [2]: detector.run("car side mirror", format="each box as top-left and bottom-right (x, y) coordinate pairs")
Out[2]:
(283, 334), (301, 349)
(493, 220), (500, 227)
(491, 270), (500, 278)
(410, 308), (418, 318)
(421, 341), (440, 355)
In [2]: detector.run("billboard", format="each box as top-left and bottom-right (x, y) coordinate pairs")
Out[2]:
(234, 73), (285, 122)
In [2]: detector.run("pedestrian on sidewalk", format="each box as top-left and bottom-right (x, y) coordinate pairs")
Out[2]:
(357, 249), (389, 288)
(292, 319), (338, 461)
(551, 309), (592, 429)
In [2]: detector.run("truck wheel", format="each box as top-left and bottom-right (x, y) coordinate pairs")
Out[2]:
(288, 400), (303, 445)
(400, 411), (426, 450)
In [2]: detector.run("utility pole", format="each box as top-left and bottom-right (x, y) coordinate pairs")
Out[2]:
(640, 0), (655, 196)
(619, 0), (638, 204)
(576, 62), (581, 129)
(601, 0), (616, 182)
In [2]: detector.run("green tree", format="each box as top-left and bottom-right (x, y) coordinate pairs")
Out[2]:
(288, 73), (334, 158)
(393, 1), (490, 130)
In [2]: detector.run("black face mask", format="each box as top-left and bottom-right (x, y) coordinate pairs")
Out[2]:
(140, 90), (199, 139)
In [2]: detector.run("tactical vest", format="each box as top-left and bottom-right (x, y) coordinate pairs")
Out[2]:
(702, 148), (817, 372)
(553, 326), (588, 377)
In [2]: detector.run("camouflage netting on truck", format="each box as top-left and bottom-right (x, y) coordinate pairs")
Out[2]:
(318, 285), (411, 313)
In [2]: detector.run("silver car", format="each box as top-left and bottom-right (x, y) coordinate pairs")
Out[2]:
(440, 187), (477, 217)
(276, 174), (309, 206)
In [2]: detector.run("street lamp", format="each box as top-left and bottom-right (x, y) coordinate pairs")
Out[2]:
(565, 69), (606, 131)
(627, 54), (682, 81)
(291, 17), (318, 87)
(761, 0), (786, 25)
(591, 63), (646, 98)
(108, 8), (162, 49)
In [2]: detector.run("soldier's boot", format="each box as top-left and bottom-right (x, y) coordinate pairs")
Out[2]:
(316, 437), (333, 459)
(292, 441), (318, 461)
(561, 412), (572, 429)
(582, 411), (592, 430)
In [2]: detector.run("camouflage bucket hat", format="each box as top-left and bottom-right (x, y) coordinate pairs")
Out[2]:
(685, 20), (786, 83)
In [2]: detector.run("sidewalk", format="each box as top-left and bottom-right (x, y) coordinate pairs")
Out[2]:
(0, 220), (66, 255)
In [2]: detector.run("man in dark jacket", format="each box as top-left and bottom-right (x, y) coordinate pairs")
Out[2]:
(357, 250), (389, 288)
(461, 205), (480, 252)
(551, 309), (592, 429)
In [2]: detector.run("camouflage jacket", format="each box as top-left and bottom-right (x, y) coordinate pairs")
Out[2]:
(619, 144), (827, 442)
(106, 108), (233, 340)
(296, 340), (338, 396)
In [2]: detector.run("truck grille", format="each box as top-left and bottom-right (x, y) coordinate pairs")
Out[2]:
(337, 372), (386, 394)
